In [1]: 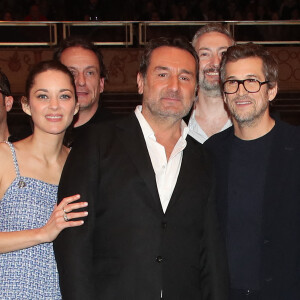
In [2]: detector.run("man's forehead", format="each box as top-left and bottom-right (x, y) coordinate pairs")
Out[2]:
(60, 46), (100, 69)
(196, 32), (233, 50)
(225, 57), (264, 79)
(149, 46), (196, 70)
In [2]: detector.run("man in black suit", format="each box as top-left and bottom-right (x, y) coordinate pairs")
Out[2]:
(205, 43), (300, 299)
(54, 37), (228, 300)
(54, 36), (112, 141)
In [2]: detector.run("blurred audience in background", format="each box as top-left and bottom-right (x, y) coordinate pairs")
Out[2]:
(1, 0), (299, 21)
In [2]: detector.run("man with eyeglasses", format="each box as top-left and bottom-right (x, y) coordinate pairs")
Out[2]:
(205, 43), (300, 299)
(0, 70), (14, 142)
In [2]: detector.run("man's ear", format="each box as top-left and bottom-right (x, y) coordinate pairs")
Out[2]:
(21, 97), (31, 116)
(74, 102), (80, 115)
(99, 77), (105, 93)
(268, 83), (278, 102)
(137, 73), (144, 95)
(4, 96), (13, 112)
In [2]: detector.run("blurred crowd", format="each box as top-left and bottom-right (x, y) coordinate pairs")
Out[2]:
(1, 0), (299, 22)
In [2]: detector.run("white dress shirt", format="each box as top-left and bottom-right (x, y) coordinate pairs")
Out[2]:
(188, 109), (232, 144)
(135, 105), (189, 213)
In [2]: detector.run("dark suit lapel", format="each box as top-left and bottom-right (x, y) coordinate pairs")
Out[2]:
(262, 121), (294, 232)
(115, 113), (163, 212)
(165, 137), (197, 213)
(207, 129), (233, 236)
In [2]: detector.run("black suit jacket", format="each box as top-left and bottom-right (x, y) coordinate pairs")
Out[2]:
(54, 113), (229, 300)
(205, 120), (300, 299)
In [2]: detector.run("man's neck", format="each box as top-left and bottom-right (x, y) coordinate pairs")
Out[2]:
(74, 103), (99, 128)
(142, 110), (183, 160)
(233, 114), (275, 141)
(193, 91), (230, 137)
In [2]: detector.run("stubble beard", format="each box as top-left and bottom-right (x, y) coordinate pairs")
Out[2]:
(199, 69), (222, 98)
(228, 95), (269, 127)
(145, 91), (192, 122)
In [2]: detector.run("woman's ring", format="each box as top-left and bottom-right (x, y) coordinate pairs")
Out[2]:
(63, 212), (69, 222)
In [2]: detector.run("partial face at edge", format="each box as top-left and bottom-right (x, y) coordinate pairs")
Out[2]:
(60, 46), (104, 112)
(195, 32), (233, 95)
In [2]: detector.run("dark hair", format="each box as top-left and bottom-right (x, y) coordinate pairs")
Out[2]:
(192, 22), (235, 48)
(139, 37), (199, 80)
(53, 36), (107, 80)
(0, 70), (11, 96)
(24, 60), (77, 104)
(220, 43), (278, 89)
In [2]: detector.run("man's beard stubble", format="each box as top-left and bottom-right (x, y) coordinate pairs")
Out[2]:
(199, 67), (222, 97)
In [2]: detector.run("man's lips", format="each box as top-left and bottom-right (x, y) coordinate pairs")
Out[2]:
(236, 100), (252, 105)
(162, 97), (180, 101)
(76, 91), (89, 96)
(205, 71), (219, 76)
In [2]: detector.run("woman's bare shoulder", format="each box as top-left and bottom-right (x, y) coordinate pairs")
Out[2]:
(0, 142), (13, 161)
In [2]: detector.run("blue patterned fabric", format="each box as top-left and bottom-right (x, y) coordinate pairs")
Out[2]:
(0, 142), (61, 299)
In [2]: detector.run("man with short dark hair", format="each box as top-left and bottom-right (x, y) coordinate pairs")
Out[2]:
(205, 43), (300, 299)
(54, 37), (228, 300)
(54, 36), (111, 140)
(188, 23), (234, 143)
(0, 70), (13, 142)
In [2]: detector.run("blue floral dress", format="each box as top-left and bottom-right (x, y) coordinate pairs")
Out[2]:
(0, 142), (61, 299)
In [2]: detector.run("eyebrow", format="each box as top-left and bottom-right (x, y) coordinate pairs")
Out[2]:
(35, 88), (48, 93)
(198, 46), (229, 52)
(154, 66), (194, 75)
(34, 88), (73, 93)
(68, 66), (98, 71)
(60, 89), (73, 92)
(226, 74), (259, 80)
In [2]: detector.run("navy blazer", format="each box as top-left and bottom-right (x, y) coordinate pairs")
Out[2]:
(54, 113), (229, 300)
(205, 120), (300, 299)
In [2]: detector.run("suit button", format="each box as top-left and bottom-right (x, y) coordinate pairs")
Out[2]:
(265, 277), (273, 282)
(156, 256), (163, 263)
(161, 222), (167, 229)
(263, 239), (270, 244)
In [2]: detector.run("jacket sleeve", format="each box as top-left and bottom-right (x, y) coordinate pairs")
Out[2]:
(201, 151), (230, 300)
(54, 128), (100, 300)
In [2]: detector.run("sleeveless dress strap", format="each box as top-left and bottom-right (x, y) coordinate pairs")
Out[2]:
(4, 141), (21, 177)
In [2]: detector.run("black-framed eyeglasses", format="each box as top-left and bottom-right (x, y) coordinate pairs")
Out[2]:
(223, 79), (269, 94)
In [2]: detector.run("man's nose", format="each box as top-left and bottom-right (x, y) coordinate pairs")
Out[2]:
(236, 82), (248, 96)
(168, 76), (179, 91)
(212, 54), (221, 67)
(76, 72), (86, 86)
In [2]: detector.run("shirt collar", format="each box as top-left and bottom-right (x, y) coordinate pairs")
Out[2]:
(135, 105), (189, 141)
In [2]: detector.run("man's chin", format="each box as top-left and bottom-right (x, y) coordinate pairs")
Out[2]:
(200, 79), (220, 92)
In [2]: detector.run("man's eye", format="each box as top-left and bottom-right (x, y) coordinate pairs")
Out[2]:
(69, 70), (77, 76)
(86, 71), (95, 76)
(199, 52), (209, 57)
(228, 80), (237, 85)
(180, 76), (190, 81)
(220, 51), (227, 57)
(158, 73), (167, 77)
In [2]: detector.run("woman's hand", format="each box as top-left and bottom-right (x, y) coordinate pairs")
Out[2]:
(39, 194), (88, 243)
